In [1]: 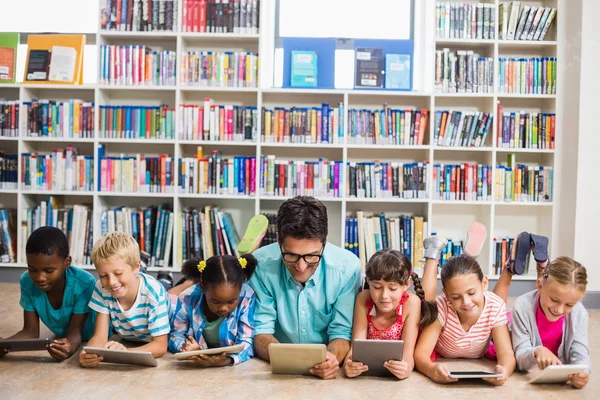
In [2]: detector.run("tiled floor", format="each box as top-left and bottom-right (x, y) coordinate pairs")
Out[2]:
(0, 283), (597, 399)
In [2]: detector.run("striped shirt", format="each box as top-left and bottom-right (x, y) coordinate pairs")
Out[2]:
(169, 283), (256, 365)
(435, 291), (508, 359)
(89, 272), (171, 342)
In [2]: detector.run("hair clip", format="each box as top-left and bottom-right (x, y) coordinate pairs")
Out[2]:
(197, 260), (206, 273)
(238, 257), (247, 269)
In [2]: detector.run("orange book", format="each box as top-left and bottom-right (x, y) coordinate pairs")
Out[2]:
(438, 111), (448, 144)
(23, 35), (85, 85)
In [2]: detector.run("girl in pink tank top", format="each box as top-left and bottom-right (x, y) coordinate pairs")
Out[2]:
(344, 249), (437, 380)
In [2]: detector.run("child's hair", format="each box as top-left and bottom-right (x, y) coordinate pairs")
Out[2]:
(542, 256), (587, 294)
(366, 249), (437, 327)
(25, 226), (70, 260)
(440, 254), (484, 287)
(91, 232), (140, 268)
(181, 254), (257, 288)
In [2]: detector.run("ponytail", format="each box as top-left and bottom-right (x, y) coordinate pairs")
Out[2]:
(180, 254), (258, 288)
(181, 257), (202, 283)
(239, 253), (258, 282)
(411, 273), (438, 327)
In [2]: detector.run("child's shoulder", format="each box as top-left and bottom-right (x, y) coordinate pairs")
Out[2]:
(512, 289), (538, 310)
(19, 271), (36, 293)
(356, 289), (372, 304)
(240, 282), (255, 297)
(139, 272), (168, 303)
(67, 266), (96, 286)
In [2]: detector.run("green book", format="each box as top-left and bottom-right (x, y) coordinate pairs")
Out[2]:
(0, 33), (19, 84)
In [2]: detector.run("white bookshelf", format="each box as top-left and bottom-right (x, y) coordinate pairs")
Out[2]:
(0, 0), (562, 280)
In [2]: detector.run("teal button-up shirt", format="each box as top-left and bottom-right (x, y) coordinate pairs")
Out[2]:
(249, 242), (361, 344)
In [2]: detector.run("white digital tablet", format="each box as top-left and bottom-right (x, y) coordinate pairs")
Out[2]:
(173, 344), (245, 360)
(268, 343), (326, 375)
(528, 364), (588, 384)
(448, 371), (504, 379)
(83, 346), (158, 367)
(352, 339), (404, 377)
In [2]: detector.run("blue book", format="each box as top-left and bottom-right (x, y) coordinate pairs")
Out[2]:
(385, 54), (411, 90)
(291, 51), (318, 88)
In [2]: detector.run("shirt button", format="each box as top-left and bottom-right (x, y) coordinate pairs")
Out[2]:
(301, 310), (305, 315)
(302, 328), (306, 332)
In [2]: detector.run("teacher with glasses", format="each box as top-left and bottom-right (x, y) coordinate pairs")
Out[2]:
(249, 196), (362, 380)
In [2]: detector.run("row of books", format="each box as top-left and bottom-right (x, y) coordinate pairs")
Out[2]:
(0, 208), (17, 263)
(24, 100), (95, 139)
(21, 199), (93, 266)
(432, 163), (493, 202)
(347, 108), (429, 146)
(346, 162), (428, 200)
(437, 237), (463, 268)
(102, 204), (173, 268)
(21, 150), (94, 192)
(436, 3), (496, 40)
(99, 154), (175, 193)
(0, 101), (19, 137)
(99, 105), (176, 140)
(100, 0), (178, 32)
(493, 236), (516, 275)
(182, 0), (259, 34)
(258, 213), (276, 248)
(261, 105), (344, 145)
(261, 156), (342, 198)
(497, 108), (555, 149)
(345, 212), (427, 269)
(180, 51), (259, 88)
(179, 103), (258, 142)
(0, 153), (18, 190)
(499, 2), (556, 41)
(435, 50), (494, 94)
(497, 57), (556, 95)
(433, 111), (492, 148)
(495, 164), (553, 203)
(178, 152), (256, 195)
(180, 206), (241, 262)
(99, 46), (177, 86)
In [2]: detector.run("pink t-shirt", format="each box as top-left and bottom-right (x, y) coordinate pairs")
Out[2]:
(435, 291), (508, 359)
(536, 299), (565, 356)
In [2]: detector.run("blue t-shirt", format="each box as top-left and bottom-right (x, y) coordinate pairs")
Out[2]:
(20, 266), (96, 341)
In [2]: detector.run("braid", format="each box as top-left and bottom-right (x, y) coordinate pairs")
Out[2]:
(411, 273), (426, 300)
(411, 273), (438, 327)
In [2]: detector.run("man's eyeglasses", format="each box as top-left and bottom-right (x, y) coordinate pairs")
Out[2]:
(280, 246), (324, 265)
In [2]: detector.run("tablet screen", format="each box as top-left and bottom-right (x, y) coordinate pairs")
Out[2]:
(450, 371), (499, 376)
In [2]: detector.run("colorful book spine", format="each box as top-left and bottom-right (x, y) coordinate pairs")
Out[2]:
(0, 208), (17, 263)
(180, 51), (258, 88)
(101, 204), (173, 267)
(346, 162), (428, 199)
(258, 213), (277, 248)
(179, 101), (258, 141)
(178, 151), (256, 195)
(495, 164), (553, 203)
(99, 153), (175, 193)
(434, 110), (492, 147)
(23, 99), (94, 139)
(21, 149), (94, 192)
(436, 3), (496, 40)
(493, 237), (515, 275)
(432, 163), (493, 201)
(100, 0), (178, 32)
(435, 49), (494, 93)
(0, 101), (19, 137)
(438, 238), (463, 268)
(347, 107), (429, 145)
(0, 152), (18, 190)
(260, 156), (342, 198)
(99, 105), (175, 140)
(182, 0), (260, 33)
(22, 201), (92, 265)
(498, 4), (556, 41)
(99, 45), (177, 86)
(497, 57), (557, 95)
(261, 104), (344, 144)
(496, 105), (555, 149)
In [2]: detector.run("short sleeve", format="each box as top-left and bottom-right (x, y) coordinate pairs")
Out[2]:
(73, 277), (96, 315)
(492, 298), (508, 329)
(88, 281), (110, 315)
(436, 295), (448, 327)
(19, 273), (35, 312)
(147, 290), (171, 337)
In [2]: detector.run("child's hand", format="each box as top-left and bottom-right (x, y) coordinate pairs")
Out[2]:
(569, 372), (589, 389)
(483, 365), (508, 386)
(310, 351), (340, 380)
(189, 352), (232, 368)
(384, 359), (411, 380)
(79, 350), (103, 368)
(534, 346), (562, 369)
(181, 336), (202, 352)
(344, 356), (368, 378)
(47, 338), (72, 361)
(430, 363), (459, 384)
(105, 341), (127, 351)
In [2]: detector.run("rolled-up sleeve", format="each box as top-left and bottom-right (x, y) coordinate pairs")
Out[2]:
(327, 259), (361, 342)
(248, 272), (277, 335)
